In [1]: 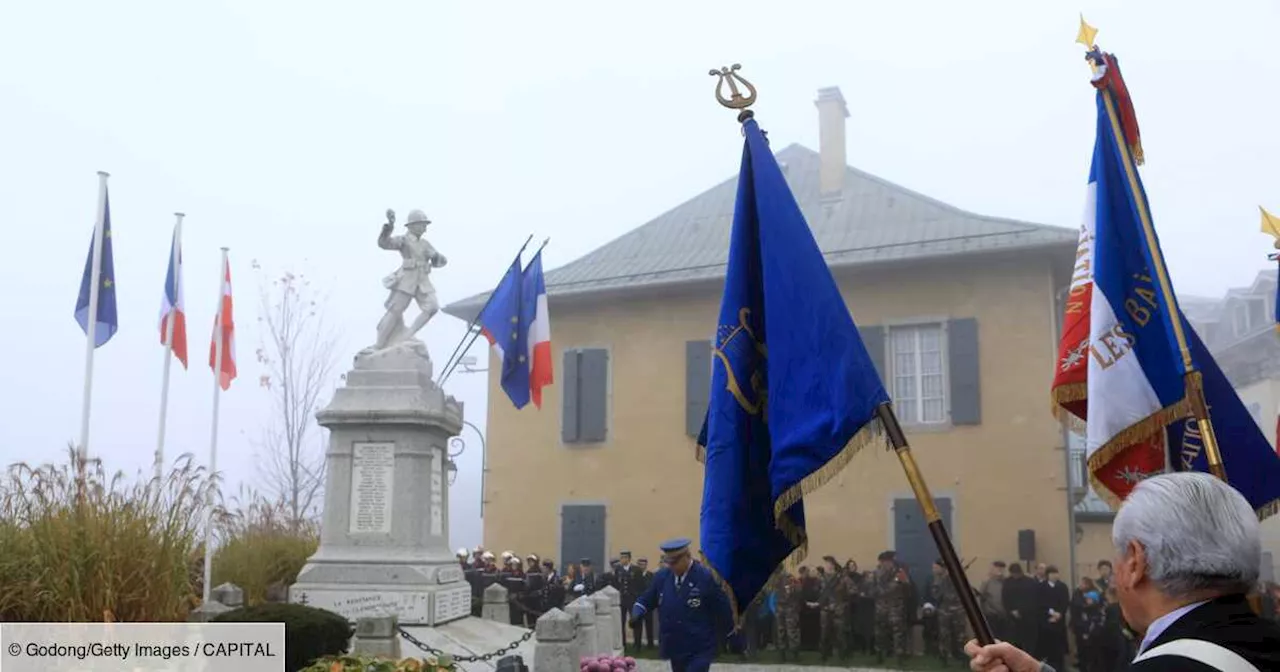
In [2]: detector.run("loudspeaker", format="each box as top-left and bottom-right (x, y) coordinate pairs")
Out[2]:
(1017, 529), (1036, 562)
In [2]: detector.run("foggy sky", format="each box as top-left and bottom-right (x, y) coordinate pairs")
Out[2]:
(1, 0), (1277, 550)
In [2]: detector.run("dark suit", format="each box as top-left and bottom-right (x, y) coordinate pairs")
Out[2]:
(1002, 575), (1039, 655)
(1036, 580), (1070, 670)
(1130, 593), (1280, 670)
(613, 564), (644, 647)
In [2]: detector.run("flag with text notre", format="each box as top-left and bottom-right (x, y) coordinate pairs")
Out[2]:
(209, 256), (236, 390)
(479, 259), (530, 409)
(697, 117), (890, 624)
(521, 250), (553, 409)
(74, 190), (118, 347)
(159, 224), (188, 367)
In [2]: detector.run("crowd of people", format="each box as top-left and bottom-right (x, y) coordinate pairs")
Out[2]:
(454, 541), (1280, 671)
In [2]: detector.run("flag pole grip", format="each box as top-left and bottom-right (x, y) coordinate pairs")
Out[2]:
(1185, 372), (1227, 481)
(875, 402), (996, 646)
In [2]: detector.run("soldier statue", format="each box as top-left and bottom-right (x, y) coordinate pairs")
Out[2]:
(373, 208), (448, 350)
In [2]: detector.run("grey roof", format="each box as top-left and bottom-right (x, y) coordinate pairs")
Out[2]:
(445, 143), (1076, 316)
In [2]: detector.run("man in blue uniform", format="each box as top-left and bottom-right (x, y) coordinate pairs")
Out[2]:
(630, 538), (735, 672)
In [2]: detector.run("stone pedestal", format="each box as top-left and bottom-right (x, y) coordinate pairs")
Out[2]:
(291, 341), (471, 626)
(533, 609), (576, 672)
(482, 583), (511, 623)
(598, 586), (622, 654)
(591, 592), (615, 655)
(566, 597), (601, 659)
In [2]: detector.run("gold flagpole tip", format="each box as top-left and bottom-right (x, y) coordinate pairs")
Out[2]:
(709, 64), (758, 122)
(1075, 14), (1098, 49)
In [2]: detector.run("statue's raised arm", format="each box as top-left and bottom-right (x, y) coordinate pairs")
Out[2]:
(372, 208), (444, 351)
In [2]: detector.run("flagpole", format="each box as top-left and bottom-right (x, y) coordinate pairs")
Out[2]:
(77, 170), (110, 482)
(155, 212), (185, 483)
(1080, 26), (1227, 482)
(202, 246), (228, 605)
(877, 403), (996, 645)
(439, 237), (550, 387)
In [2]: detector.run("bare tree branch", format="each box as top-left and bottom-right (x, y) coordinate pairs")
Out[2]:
(252, 263), (341, 531)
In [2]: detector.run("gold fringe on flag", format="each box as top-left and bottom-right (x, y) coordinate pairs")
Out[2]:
(696, 417), (884, 631)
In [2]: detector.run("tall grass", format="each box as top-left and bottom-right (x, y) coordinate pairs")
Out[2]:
(0, 448), (213, 622)
(212, 487), (319, 605)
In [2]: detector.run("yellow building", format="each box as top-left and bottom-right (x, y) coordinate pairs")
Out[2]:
(445, 86), (1108, 583)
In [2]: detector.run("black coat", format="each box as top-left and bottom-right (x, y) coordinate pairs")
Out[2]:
(1130, 593), (1280, 671)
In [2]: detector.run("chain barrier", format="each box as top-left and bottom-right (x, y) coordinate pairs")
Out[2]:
(396, 597), (543, 663)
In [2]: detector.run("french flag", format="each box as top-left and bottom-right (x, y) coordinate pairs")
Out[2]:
(159, 223), (188, 367)
(209, 255), (237, 391)
(522, 251), (553, 409)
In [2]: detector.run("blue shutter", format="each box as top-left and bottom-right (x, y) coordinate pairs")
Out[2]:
(578, 349), (609, 442)
(948, 318), (981, 425)
(685, 340), (712, 437)
(859, 325), (886, 382)
(561, 349), (581, 443)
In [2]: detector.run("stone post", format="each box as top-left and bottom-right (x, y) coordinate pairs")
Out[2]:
(351, 616), (401, 660)
(598, 586), (622, 654)
(565, 596), (600, 659)
(592, 590), (618, 655)
(533, 608), (576, 672)
(483, 582), (511, 623)
(210, 583), (244, 609)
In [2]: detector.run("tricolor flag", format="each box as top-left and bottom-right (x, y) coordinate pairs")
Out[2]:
(209, 256), (237, 390)
(1052, 49), (1280, 516)
(159, 224), (188, 367)
(521, 250), (553, 409)
(74, 189), (118, 347)
(478, 259), (530, 409)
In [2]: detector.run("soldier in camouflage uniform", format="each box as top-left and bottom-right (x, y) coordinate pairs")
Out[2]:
(819, 556), (852, 662)
(773, 572), (802, 661)
(873, 550), (910, 665)
(928, 559), (967, 666)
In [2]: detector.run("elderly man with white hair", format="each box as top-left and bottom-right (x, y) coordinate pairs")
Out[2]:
(966, 472), (1280, 672)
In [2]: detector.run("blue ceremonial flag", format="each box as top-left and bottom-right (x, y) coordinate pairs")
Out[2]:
(478, 259), (531, 409)
(698, 117), (890, 622)
(1081, 66), (1280, 516)
(74, 189), (118, 347)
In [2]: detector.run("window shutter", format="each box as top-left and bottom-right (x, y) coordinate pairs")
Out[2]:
(578, 348), (610, 442)
(948, 318), (981, 425)
(859, 325), (886, 381)
(561, 349), (581, 443)
(685, 340), (712, 437)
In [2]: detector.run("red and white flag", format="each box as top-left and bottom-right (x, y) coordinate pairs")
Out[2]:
(209, 255), (237, 390)
(158, 223), (188, 367)
(523, 250), (553, 408)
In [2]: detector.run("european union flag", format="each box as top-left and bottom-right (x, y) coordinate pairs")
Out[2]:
(478, 259), (530, 409)
(74, 190), (118, 347)
(698, 118), (890, 622)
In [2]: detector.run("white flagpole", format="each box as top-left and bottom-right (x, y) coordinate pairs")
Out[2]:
(77, 170), (110, 477)
(202, 246), (228, 605)
(155, 212), (185, 483)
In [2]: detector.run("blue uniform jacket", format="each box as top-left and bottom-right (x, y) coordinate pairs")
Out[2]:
(631, 561), (732, 660)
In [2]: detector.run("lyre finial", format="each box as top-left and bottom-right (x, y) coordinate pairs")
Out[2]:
(709, 64), (758, 122)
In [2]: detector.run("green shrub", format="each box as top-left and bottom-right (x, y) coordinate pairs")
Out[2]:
(213, 489), (318, 605)
(213, 602), (353, 672)
(304, 654), (456, 672)
(0, 448), (213, 622)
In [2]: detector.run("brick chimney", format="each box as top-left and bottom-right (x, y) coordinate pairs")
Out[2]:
(814, 87), (849, 195)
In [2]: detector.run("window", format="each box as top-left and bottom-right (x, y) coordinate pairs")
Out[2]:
(1233, 303), (1251, 337)
(562, 348), (610, 444)
(889, 324), (947, 424)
